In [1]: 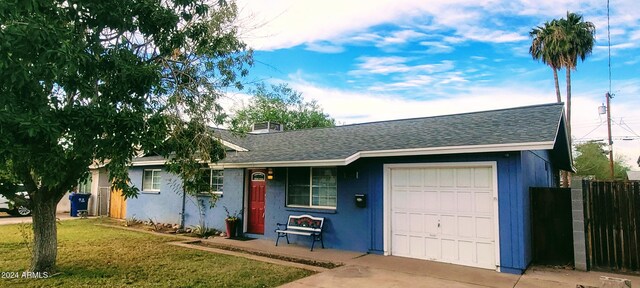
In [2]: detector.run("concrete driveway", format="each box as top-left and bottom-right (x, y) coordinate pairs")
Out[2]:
(280, 254), (640, 288)
(0, 212), (79, 225)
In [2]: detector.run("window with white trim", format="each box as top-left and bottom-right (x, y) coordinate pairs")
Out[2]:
(142, 169), (161, 191)
(200, 169), (223, 194)
(287, 167), (337, 208)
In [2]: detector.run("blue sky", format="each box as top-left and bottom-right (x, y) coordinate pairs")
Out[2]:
(228, 0), (640, 168)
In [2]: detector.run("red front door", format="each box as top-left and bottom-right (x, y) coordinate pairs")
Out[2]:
(248, 170), (266, 234)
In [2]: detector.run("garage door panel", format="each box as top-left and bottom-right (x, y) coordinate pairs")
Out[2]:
(457, 191), (473, 212)
(476, 217), (493, 239)
(474, 168), (492, 188)
(392, 169), (409, 186)
(459, 241), (475, 263)
(477, 242), (495, 267)
(442, 239), (458, 260)
(408, 190), (424, 210)
(393, 189), (407, 210)
(393, 212), (409, 232)
(456, 168), (472, 187)
(409, 213), (425, 233)
(393, 234), (409, 256)
(441, 215), (457, 236)
(410, 236), (425, 258)
(439, 169), (455, 187)
(424, 169), (438, 187)
(458, 216), (474, 238)
(475, 192), (493, 213)
(425, 214), (439, 235)
(408, 169), (423, 187)
(390, 164), (497, 270)
(440, 191), (456, 211)
(425, 190), (439, 210)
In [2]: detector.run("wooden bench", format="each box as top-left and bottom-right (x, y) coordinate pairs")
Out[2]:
(275, 215), (325, 251)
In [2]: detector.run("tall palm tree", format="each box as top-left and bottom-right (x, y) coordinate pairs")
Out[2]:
(529, 20), (563, 103)
(529, 12), (595, 187)
(557, 12), (596, 141)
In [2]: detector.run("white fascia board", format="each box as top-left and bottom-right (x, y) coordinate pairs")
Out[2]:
(220, 139), (248, 152)
(346, 141), (555, 165)
(209, 159), (347, 168)
(130, 160), (166, 166)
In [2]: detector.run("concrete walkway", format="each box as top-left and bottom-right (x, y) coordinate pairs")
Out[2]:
(282, 253), (640, 288)
(191, 237), (640, 288)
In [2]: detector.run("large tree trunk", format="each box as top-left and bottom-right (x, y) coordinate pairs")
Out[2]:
(553, 68), (561, 103)
(30, 195), (59, 273)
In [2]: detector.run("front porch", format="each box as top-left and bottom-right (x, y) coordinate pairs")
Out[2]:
(198, 236), (365, 267)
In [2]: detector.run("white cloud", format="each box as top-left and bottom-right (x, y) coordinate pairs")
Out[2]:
(350, 57), (455, 75)
(419, 41), (455, 54)
(377, 30), (428, 46)
(236, 0), (635, 51)
(305, 42), (345, 53)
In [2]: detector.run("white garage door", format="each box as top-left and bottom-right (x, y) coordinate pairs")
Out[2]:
(388, 163), (498, 270)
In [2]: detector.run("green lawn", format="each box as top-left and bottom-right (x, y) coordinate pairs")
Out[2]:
(0, 219), (313, 287)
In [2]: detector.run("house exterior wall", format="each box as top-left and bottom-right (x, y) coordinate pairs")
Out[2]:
(126, 167), (245, 231)
(254, 152), (528, 273)
(255, 164), (372, 252)
(127, 166), (183, 224)
(182, 168), (244, 230)
(126, 150), (558, 274)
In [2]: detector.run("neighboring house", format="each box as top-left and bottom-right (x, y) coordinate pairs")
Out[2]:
(56, 164), (112, 216)
(627, 171), (640, 181)
(127, 103), (572, 275)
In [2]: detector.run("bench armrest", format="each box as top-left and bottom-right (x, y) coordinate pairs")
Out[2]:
(276, 223), (287, 229)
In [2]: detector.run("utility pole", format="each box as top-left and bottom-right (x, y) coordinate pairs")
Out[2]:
(606, 92), (614, 179)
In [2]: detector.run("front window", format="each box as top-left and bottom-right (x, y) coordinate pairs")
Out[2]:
(287, 167), (337, 209)
(200, 169), (223, 194)
(143, 169), (161, 191)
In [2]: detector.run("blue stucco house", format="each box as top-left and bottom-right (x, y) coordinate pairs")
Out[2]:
(127, 103), (572, 274)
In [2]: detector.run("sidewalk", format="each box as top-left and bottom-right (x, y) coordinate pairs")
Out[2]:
(0, 212), (85, 225)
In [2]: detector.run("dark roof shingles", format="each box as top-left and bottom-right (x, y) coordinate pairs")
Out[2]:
(217, 103), (564, 163)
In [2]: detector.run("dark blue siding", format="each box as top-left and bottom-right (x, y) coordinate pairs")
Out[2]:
(257, 165), (371, 252)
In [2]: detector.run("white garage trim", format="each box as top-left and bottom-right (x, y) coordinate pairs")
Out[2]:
(382, 162), (500, 271)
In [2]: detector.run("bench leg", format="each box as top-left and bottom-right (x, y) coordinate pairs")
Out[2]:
(275, 233), (290, 247)
(310, 236), (315, 251)
(320, 233), (324, 249)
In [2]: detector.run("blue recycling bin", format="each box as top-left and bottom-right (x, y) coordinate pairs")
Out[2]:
(69, 193), (90, 217)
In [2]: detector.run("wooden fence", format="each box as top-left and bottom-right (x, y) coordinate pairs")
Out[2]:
(530, 187), (573, 265)
(584, 180), (640, 272)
